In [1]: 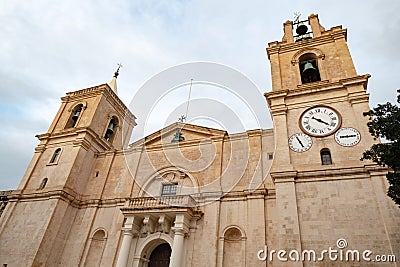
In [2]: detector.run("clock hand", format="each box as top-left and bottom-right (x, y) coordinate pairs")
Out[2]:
(340, 135), (356, 138)
(295, 136), (304, 147)
(311, 116), (329, 125)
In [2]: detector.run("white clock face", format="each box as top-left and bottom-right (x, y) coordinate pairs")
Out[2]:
(299, 106), (341, 137)
(334, 127), (361, 146)
(289, 133), (313, 152)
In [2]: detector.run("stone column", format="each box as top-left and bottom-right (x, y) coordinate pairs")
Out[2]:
(116, 215), (141, 267)
(169, 214), (190, 267)
(116, 230), (134, 267)
(170, 228), (185, 267)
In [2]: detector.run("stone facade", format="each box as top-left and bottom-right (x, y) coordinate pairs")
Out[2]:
(0, 14), (399, 267)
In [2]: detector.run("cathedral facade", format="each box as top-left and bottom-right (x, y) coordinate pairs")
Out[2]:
(0, 14), (399, 267)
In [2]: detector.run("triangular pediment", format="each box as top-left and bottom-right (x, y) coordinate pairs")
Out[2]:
(129, 122), (227, 148)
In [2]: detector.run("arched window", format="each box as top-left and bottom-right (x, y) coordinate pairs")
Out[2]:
(299, 53), (321, 84)
(104, 117), (118, 142)
(49, 148), (61, 164)
(38, 178), (48, 190)
(320, 148), (332, 165)
(65, 104), (83, 129)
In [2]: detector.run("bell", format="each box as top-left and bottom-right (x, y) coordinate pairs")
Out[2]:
(302, 62), (319, 83)
(302, 62), (317, 74)
(296, 22), (308, 35)
(106, 122), (114, 135)
(72, 110), (81, 121)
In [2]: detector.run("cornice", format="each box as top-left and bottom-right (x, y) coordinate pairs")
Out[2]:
(76, 128), (113, 151)
(267, 28), (347, 56)
(128, 124), (268, 152)
(246, 129), (263, 137)
(132, 122), (227, 148)
(261, 128), (274, 137)
(264, 74), (370, 110)
(102, 85), (137, 125)
(61, 85), (104, 102)
(364, 164), (388, 175)
(220, 189), (270, 202)
(35, 127), (113, 152)
(0, 190), (12, 198)
(8, 189), (81, 208)
(270, 170), (298, 183)
(72, 138), (92, 151)
(264, 90), (288, 99)
(62, 84), (136, 125)
(143, 140), (205, 152)
(270, 165), (383, 184)
(8, 189), (127, 209)
(295, 166), (370, 183)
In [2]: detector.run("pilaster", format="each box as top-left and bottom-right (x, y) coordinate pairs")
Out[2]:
(271, 171), (303, 267)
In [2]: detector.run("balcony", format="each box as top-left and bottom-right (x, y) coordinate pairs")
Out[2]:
(121, 195), (199, 215)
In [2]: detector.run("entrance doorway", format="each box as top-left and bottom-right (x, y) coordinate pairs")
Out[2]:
(148, 243), (171, 267)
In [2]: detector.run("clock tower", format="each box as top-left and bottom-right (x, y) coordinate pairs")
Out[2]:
(265, 14), (399, 261)
(265, 14), (373, 171)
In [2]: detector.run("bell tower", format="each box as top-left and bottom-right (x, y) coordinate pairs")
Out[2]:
(265, 13), (373, 173)
(20, 74), (136, 195)
(0, 72), (136, 266)
(264, 14), (399, 262)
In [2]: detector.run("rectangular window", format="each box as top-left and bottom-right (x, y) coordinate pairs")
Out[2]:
(321, 153), (332, 165)
(161, 184), (178, 196)
(268, 153), (273, 160)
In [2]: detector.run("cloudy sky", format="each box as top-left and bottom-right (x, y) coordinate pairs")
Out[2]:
(1, 1), (399, 190)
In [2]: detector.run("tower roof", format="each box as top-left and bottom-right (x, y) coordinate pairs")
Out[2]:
(107, 64), (122, 94)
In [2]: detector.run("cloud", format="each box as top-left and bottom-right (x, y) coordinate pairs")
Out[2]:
(0, 0), (399, 189)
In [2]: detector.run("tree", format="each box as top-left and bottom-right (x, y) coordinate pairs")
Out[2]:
(361, 89), (400, 206)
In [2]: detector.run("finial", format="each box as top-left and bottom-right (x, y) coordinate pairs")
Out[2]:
(294, 12), (301, 23)
(171, 79), (193, 143)
(178, 115), (186, 123)
(114, 63), (122, 78)
(107, 64), (121, 94)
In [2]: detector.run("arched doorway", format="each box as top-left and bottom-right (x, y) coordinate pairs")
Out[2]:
(148, 243), (171, 267)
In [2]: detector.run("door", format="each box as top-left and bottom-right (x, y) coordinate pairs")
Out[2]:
(148, 243), (171, 267)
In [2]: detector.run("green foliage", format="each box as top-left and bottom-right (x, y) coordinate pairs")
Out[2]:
(362, 89), (400, 206)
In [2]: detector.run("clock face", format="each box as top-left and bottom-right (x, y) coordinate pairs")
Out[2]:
(289, 133), (313, 152)
(299, 106), (341, 137)
(334, 127), (361, 147)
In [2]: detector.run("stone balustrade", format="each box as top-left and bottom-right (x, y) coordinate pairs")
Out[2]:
(125, 194), (197, 210)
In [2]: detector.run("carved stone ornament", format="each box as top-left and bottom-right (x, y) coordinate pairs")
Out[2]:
(161, 171), (187, 182)
(158, 214), (172, 234)
(142, 215), (156, 235)
(291, 47), (325, 66)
